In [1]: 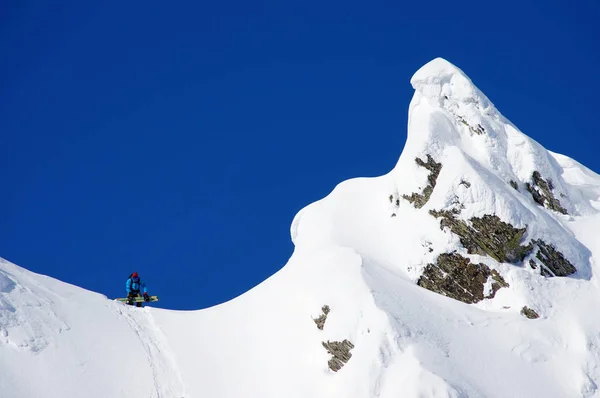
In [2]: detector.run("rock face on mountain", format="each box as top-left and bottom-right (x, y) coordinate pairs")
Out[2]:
(526, 171), (568, 215)
(532, 239), (577, 277)
(313, 305), (330, 330)
(2, 58), (600, 398)
(322, 339), (355, 372)
(402, 155), (442, 209)
(428, 210), (533, 264)
(418, 252), (509, 304)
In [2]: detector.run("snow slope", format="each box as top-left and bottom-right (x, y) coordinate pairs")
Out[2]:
(2, 58), (600, 398)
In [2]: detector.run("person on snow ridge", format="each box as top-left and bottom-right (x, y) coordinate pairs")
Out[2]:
(126, 272), (149, 307)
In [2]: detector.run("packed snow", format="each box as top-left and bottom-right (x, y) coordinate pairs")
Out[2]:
(2, 58), (600, 397)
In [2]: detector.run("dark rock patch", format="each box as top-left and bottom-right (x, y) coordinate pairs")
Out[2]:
(428, 209), (576, 278)
(417, 253), (509, 304)
(322, 340), (354, 372)
(509, 180), (519, 190)
(529, 259), (537, 269)
(450, 195), (464, 210)
(429, 211), (533, 264)
(402, 155), (442, 209)
(521, 306), (540, 319)
(456, 115), (485, 135)
(313, 305), (330, 330)
(389, 194), (400, 217)
(422, 240), (434, 253)
(529, 259), (556, 277)
(525, 171), (568, 214)
(534, 239), (576, 277)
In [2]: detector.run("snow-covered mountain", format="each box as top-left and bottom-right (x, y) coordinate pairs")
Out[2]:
(2, 58), (600, 398)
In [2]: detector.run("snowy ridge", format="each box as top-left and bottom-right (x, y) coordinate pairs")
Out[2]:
(0, 258), (186, 398)
(3, 58), (600, 397)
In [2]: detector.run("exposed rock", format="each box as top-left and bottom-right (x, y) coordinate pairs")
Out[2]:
(525, 171), (568, 214)
(402, 155), (442, 209)
(457, 115), (468, 127)
(422, 240), (434, 253)
(521, 306), (540, 319)
(529, 259), (554, 277)
(534, 239), (576, 277)
(322, 340), (354, 372)
(389, 194), (400, 217)
(450, 195), (464, 209)
(455, 115), (485, 135)
(429, 211), (533, 264)
(313, 305), (330, 330)
(417, 155), (442, 189)
(417, 253), (509, 304)
(427, 210), (576, 279)
(459, 179), (471, 188)
(509, 180), (518, 190)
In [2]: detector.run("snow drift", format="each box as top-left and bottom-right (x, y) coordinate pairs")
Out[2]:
(2, 58), (600, 398)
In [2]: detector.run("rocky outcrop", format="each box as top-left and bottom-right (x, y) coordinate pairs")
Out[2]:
(429, 211), (533, 264)
(525, 171), (568, 214)
(322, 340), (354, 372)
(403, 155), (442, 209)
(313, 305), (330, 330)
(521, 306), (540, 319)
(428, 210), (576, 277)
(533, 239), (576, 277)
(418, 253), (509, 304)
(509, 180), (518, 190)
(528, 260), (554, 277)
(314, 307), (354, 372)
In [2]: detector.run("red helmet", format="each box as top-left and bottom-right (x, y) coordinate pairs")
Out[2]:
(132, 272), (138, 278)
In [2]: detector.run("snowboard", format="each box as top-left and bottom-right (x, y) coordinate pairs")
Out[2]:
(116, 295), (159, 303)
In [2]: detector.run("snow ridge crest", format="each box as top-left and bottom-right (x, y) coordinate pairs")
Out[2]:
(410, 57), (493, 111)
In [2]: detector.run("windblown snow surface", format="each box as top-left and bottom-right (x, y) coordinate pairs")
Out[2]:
(2, 58), (600, 398)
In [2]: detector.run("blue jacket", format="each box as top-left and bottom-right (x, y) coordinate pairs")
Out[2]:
(126, 277), (147, 295)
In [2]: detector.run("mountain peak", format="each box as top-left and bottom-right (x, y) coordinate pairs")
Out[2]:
(412, 57), (466, 82)
(410, 57), (493, 113)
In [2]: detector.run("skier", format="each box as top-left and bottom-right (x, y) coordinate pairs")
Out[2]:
(126, 272), (150, 307)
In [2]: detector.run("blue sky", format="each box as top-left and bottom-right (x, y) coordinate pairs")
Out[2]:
(1, 0), (598, 310)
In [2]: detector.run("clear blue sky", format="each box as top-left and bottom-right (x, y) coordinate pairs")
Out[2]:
(1, 0), (598, 310)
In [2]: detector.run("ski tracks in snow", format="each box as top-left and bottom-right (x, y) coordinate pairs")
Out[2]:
(117, 304), (188, 398)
